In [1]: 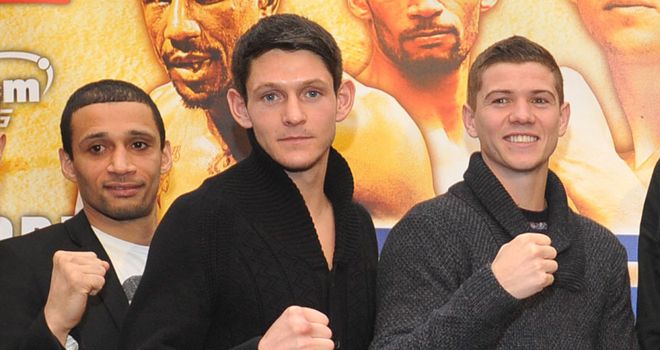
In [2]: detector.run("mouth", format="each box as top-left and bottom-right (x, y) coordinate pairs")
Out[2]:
(402, 27), (456, 42)
(604, 0), (657, 10)
(104, 183), (143, 197)
(165, 51), (215, 74)
(279, 135), (313, 143)
(505, 134), (539, 143)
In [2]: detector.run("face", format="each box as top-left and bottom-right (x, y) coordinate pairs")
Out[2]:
(227, 49), (354, 174)
(463, 62), (570, 179)
(362, 0), (493, 76)
(142, 0), (276, 108)
(60, 102), (172, 222)
(574, 0), (660, 59)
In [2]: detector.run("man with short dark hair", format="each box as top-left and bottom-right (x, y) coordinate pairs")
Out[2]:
(139, 0), (432, 227)
(0, 80), (172, 350)
(121, 14), (377, 350)
(370, 36), (637, 349)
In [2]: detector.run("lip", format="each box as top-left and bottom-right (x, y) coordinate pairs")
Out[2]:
(504, 133), (539, 144)
(603, 0), (658, 10)
(164, 52), (213, 74)
(279, 136), (313, 143)
(104, 183), (143, 197)
(402, 27), (455, 41)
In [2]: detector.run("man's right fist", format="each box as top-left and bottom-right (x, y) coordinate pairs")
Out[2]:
(259, 306), (334, 350)
(44, 251), (110, 345)
(491, 233), (558, 299)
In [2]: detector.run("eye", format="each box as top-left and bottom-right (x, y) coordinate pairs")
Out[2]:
(306, 90), (321, 98)
(492, 97), (509, 104)
(531, 97), (550, 105)
(143, 0), (169, 4)
(132, 141), (149, 150)
(89, 145), (105, 154)
(262, 92), (281, 104)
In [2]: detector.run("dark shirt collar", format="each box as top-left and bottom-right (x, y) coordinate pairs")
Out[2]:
(461, 152), (585, 291)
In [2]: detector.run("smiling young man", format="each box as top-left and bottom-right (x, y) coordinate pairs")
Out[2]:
(0, 80), (172, 350)
(121, 14), (378, 350)
(370, 36), (637, 349)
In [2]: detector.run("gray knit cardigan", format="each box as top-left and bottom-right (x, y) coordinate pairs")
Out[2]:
(371, 153), (637, 349)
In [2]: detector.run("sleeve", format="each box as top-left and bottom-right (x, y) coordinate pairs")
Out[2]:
(637, 160), (660, 349)
(369, 207), (521, 350)
(598, 239), (638, 349)
(0, 242), (65, 350)
(119, 194), (214, 349)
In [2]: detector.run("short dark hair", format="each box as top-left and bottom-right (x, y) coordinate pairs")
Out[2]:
(467, 36), (564, 108)
(60, 79), (165, 158)
(231, 14), (343, 100)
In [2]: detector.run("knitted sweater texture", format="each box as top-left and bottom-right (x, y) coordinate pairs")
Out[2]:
(370, 153), (637, 349)
(120, 141), (378, 350)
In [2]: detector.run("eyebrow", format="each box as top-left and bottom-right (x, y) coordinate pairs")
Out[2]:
(483, 89), (557, 100)
(80, 130), (157, 143)
(252, 78), (329, 92)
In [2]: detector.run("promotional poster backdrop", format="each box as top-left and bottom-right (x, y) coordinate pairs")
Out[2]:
(0, 1), (657, 307)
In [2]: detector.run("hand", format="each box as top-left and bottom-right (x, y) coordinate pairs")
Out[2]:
(491, 233), (558, 299)
(44, 251), (109, 345)
(258, 306), (334, 350)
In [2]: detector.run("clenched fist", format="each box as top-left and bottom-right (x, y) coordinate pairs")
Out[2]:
(259, 306), (335, 350)
(44, 251), (110, 345)
(492, 233), (558, 299)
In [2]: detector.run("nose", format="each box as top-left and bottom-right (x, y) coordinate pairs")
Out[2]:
(509, 100), (535, 124)
(408, 0), (444, 18)
(164, 0), (201, 43)
(107, 148), (137, 175)
(282, 97), (306, 126)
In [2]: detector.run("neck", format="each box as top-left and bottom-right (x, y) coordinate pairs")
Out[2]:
(485, 160), (549, 212)
(607, 54), (660, 168)
(286, 153), (330, 216)
(286, 151), (335, 268)
(357, 49), (469, 142)
(82, 207), (157, 246)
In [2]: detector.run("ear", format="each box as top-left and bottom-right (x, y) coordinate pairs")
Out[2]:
(558, 102), (571, 136)
(480, 0), (498, 12)
(227, 88), (253, 129)
(59, 148), (78, 183)
(335, 79), (356, 123)
(259, 0), (280, 17)
(347, 0), (372, 20)
(160, 141), (173, 174)
(0, 133), (5, 160)
(462, 104), (479, 138)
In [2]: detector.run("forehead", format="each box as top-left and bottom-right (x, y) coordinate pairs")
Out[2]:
(478, 62), (558, 96)
(246, 49), (333, 89)
(70, 102), (158, 140)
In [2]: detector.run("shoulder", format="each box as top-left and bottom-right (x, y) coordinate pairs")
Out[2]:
(0, 222), (71, 269)
(383, 189), (477, 251)
(573, 213), (628, 260)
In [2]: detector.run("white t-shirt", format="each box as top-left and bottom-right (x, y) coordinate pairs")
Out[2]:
(91, 226), (149, 285)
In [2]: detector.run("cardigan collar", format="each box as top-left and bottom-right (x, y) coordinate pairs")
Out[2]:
(462, 152), (585, 291)
(227, 130), (360, 270)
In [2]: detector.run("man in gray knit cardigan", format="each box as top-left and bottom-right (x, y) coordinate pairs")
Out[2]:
(370, 35), (637, 349)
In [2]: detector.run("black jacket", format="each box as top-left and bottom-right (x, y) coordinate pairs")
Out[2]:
(0, 212), (128, 350)
(120, 142), (378, 350)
